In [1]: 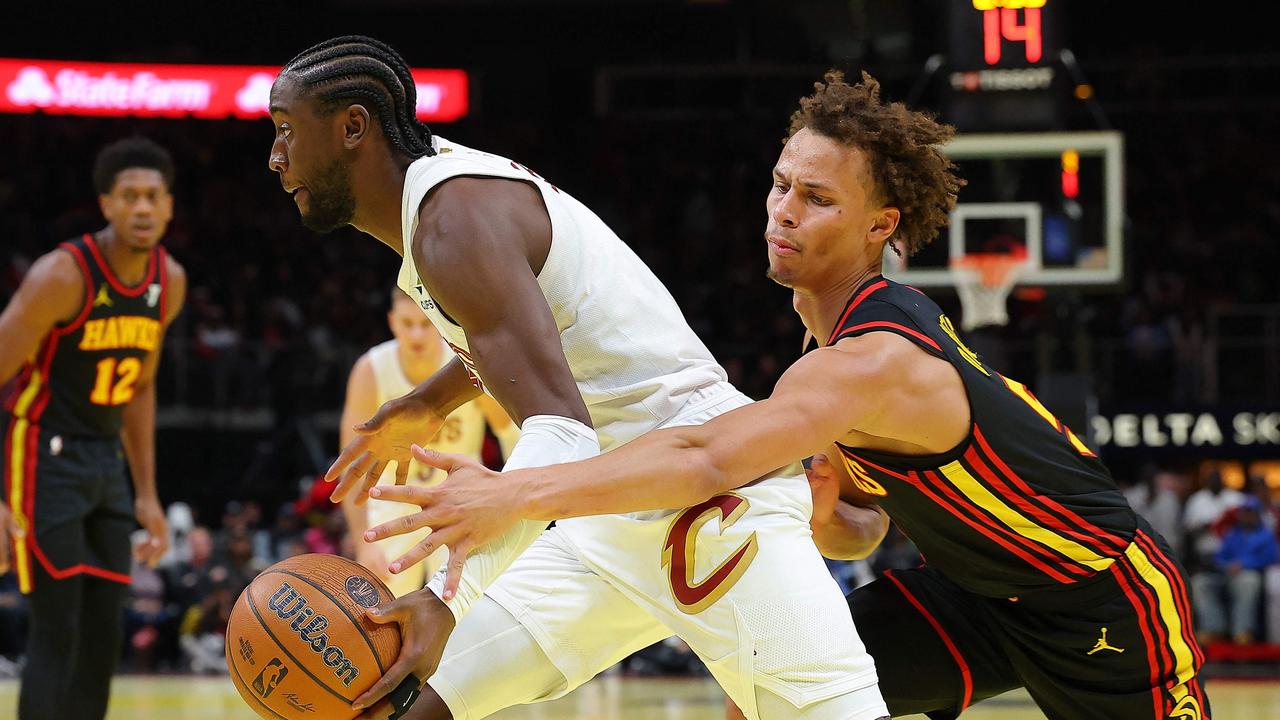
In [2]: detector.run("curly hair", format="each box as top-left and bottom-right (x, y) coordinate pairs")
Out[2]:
(788, 70), (964, 257)
(93, 136), (175, 195)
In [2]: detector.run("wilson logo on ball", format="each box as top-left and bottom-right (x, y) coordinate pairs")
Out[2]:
(345, 576), (381, 608)
(267, 582), (361, 686)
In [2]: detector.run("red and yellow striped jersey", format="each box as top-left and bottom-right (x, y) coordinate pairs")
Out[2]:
(3, 234), (168, 437)
(832, 277), (1136, 598)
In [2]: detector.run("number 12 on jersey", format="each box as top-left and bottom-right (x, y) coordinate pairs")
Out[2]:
(90, 357), (141, 406)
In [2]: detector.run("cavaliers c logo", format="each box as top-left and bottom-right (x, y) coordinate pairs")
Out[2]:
(662, 494), (758, 615)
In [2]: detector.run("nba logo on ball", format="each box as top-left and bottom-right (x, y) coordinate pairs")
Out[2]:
(346, 576), (381, 608)
(252, 658), (289, 699)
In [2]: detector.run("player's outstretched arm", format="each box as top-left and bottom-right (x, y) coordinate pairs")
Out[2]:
(369, 334), (933, 562)
(515, 331), (966, 518)
(515, 338), (903, 517)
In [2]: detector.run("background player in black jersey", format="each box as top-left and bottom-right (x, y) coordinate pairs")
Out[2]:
(373, 72), (1210, 720)
(0, 137), (187, 720)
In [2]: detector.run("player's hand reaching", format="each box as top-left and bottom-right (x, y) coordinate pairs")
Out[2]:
(352, 589), (457, 716)
(133, 495), (169, 568)
(806, 453), (843, 528)
(328, 393), (446, 506)
(0, 501), (26, 575)
(362, 446), (520, 600)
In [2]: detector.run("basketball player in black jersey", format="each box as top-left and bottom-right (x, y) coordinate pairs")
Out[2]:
(0, 137), (187, 720)
(379, 72), (1209, 720)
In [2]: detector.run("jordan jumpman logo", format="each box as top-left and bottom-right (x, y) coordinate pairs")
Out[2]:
(1087, 627), (1125, 655)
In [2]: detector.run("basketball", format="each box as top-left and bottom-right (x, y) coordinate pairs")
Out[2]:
(225, 554), (401, 720)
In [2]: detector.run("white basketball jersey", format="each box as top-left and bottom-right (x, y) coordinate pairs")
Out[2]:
(366, 338), (488, 485)
(397, 136), (728, 450)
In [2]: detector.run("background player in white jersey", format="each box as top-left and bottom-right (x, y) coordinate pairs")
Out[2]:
(341, 288), (517, 597)
(267, 36), (887, 720)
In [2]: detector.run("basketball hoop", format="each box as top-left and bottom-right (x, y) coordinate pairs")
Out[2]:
(951, 250), (1028, 331)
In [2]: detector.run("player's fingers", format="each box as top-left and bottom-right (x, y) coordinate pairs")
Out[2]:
(0, 544), (9, 575)
(332, 452), (376, 503)
(442, 540), (474, 601)
(152, 538), (167, 566)
(389, 529), (456, 576)
(137, 536), (152, 559)
(367, 484), (434, 506)
(325, 436), (370, 483)
(355, 460), (387, 507)
(352, 654), (413, 710)
(366, 511), (434, 543)
(366, 460), (387, 487)
(364, 592), (414, 625)
(809, 453), (837, 478)
(410, 446), (464, 472)
(355, 698), (393, 720)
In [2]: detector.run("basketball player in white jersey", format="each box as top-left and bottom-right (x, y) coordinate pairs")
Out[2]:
(267, 36), (888, 720)
(341, 289), (517, 597)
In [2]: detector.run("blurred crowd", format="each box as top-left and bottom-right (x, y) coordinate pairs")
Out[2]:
(2, 41), (1280, 680)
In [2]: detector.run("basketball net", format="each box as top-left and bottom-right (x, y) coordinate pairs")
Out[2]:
(950, 251), (1028, 331)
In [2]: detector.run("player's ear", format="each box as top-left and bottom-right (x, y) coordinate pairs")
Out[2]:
(868, 207), (900, 246)
(343, 104), (372, 150)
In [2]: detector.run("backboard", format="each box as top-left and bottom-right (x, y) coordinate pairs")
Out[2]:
(883, 130), (1124, 289)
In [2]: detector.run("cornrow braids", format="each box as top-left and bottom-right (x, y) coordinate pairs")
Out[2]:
(283, 35), (436, 159)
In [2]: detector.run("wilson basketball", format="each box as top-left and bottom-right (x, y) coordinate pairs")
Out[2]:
(226, 553), (401, 720)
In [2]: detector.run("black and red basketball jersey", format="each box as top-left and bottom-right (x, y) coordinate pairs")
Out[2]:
(4, 234), (168, 437)
(831, 276), (1137, 598)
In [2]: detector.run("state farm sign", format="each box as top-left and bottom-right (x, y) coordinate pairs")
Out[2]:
(0, 58), (468, 121)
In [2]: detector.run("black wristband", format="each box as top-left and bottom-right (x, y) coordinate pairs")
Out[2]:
(386, 674), (423, 719)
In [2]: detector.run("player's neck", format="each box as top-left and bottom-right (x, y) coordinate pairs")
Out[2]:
(793, 265), (882, 346)
(94, 227), (151, 286)
(398, 341), (443, 385)
(350, 152), (414, 255)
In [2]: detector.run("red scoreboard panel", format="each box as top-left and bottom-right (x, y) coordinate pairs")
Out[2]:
(946, 0), (1065, 132)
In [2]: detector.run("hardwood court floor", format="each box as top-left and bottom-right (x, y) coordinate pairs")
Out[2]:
(1, 674), (1276, 718)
